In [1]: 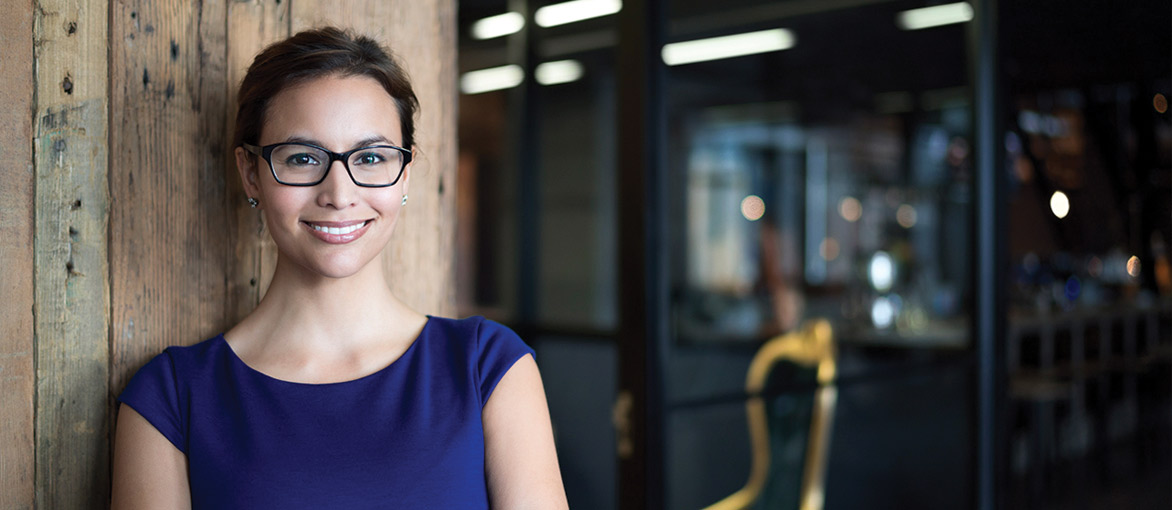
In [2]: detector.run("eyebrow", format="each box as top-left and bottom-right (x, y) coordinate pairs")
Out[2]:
(282, 135), (399, 150)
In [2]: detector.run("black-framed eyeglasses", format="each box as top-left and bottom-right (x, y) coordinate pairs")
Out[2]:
(242, 141), (411, 188)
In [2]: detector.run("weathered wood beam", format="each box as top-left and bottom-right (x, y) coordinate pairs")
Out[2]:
(108, 0), (232, 394)
(32, 0), (110, 507)
(0, 1), (36, 508)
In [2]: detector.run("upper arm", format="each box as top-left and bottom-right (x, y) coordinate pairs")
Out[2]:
(111, 405), (191, 510)
(482, 354), (569, 510)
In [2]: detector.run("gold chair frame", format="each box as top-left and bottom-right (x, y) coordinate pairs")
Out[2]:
(704, 319), (837, 510)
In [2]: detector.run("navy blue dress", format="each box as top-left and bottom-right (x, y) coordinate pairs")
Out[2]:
(117, 316), (534, 509)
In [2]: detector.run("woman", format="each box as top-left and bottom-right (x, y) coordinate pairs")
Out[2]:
(112, 27), (568, 509)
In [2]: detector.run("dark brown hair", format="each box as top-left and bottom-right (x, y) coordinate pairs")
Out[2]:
(233, 27), (419, 151)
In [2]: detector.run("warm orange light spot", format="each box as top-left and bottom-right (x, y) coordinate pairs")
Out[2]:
(1087, 256), (1103, 278)
(1127, 256), (1141, 278)
(820, 238), (840, 261)
(896, 204), (918, 228)
(1155, 93), (1168, 114)
(741, 195), (765, 221)
(839, 197), (862, 222)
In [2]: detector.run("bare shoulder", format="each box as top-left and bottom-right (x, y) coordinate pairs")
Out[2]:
(111, 405), (191, 510)
(482, 355), (569, 510)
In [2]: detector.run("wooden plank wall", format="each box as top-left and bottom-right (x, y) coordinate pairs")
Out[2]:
(107, 0), (234, 404)
(0, 1), (36, 508)
(1, 1), (456, 506)
(32, 0), (111, 508)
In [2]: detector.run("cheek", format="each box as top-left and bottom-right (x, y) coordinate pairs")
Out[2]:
(259, 190), (311, 228)
(367, 189), (406, 213)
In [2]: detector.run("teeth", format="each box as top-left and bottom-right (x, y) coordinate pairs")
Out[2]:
(311, 221), (365, 235)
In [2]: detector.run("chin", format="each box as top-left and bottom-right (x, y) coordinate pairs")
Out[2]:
(324, 261), (379, 280)
(298, 252), (381, 280)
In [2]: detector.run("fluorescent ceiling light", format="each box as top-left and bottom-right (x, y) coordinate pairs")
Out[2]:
(460, 65), (524, 94)
(662, 29), (795, 66)
(471, 12), (525, 40)
(535, 60), (584, 85)
(535, 0), (622, 28)
(896, 2), (973, 30)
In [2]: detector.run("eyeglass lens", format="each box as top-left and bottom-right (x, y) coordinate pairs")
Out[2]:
(270, 144), (404, 186)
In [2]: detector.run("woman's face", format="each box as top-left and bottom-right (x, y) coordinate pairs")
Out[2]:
(235, 74), (410, 280)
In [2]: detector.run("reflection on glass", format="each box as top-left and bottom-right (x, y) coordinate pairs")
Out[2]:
(673, 103), (971, 345)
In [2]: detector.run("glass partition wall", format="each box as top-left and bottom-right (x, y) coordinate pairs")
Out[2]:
(456, 1), (1171, 509)
(661, 2), (975, 508)
(458, 2), (622, 508)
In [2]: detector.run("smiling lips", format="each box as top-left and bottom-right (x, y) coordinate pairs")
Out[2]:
(302, 219), (372, 244)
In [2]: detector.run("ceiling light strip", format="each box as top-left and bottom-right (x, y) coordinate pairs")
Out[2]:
(896, 2), (973, 30)
(535, 0), (622, 28)
(662, 28), (796, 66)
(471, 12), (525, 40)
(535, 60), (584, 85)
(459, 65), (524, 95)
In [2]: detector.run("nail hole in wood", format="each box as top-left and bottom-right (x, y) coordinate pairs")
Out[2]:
(67, 22), (77, 35)
(62, 75), (73, 95)
(71, 199), (82, 210)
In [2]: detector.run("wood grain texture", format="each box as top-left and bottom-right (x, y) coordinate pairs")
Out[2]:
(0, 1), (36, 508)
(13, 1), (456, 506)
(291, 0), (459, 317)
(32, 0), (110, 507)
(226, 0), (289, 320)
(108, 0), (231, 395)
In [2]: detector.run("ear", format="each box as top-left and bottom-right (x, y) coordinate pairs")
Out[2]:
(235, 146), (262, 203)
(400, 147), (415, 197)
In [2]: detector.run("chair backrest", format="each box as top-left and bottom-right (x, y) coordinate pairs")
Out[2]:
(704, 319), (837, 510)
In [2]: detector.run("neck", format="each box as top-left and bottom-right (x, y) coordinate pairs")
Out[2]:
(244, 252), (414, 354)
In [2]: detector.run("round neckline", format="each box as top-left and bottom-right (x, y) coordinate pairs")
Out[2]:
(219, 315), (432, 387)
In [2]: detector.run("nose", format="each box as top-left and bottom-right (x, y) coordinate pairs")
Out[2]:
(315, 159), (359, 209)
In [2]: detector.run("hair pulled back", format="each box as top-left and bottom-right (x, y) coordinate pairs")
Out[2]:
(234, 27), (419, 151)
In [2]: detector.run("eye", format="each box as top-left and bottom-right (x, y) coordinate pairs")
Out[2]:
(353, 151), (387, 166)
(283, 153), (321, 166)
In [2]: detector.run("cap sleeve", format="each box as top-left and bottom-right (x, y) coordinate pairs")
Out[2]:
(476, 318), (536, 408)
(117, 350), (186, 453)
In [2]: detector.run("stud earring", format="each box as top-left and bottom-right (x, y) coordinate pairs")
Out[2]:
(247, 197), (259, 208)
(401, 195), (408, 206)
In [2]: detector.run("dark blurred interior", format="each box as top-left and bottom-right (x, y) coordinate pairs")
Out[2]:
(454, 0), (1171, 508)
